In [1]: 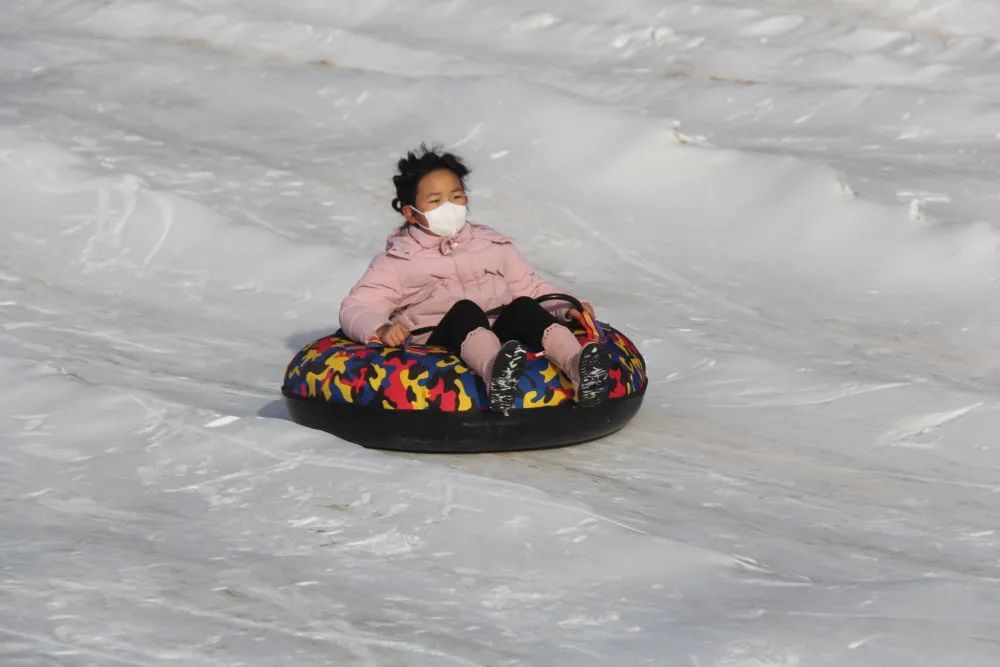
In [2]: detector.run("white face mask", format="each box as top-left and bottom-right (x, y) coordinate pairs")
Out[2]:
(410, 201), (467, 237)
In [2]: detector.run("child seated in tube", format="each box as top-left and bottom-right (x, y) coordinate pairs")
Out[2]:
(339, 144), (610, 411)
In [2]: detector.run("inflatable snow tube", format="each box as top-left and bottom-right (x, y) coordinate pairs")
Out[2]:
(281, 298), (646, 453)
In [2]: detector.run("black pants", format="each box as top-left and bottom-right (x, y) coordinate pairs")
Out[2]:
(427, 297), (560, 351)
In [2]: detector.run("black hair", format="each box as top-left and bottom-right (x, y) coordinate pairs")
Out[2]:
(391, 143), (470, 213)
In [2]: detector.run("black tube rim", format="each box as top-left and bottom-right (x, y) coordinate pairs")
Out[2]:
(281, 387), (644, 453)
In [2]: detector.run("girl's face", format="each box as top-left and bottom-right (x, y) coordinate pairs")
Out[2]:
(404, 168), (468, 228)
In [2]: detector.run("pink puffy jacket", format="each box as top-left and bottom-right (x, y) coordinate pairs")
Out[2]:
(339, 222), (570, 344)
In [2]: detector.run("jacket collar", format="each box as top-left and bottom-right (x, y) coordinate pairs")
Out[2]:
(386, 222), (476, 258)
(408, 222), (473, 248)
(384, 222), (511, 259)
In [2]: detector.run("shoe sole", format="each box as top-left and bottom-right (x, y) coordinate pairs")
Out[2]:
(576, 343), (611, 408)
(489, 341), (527, 412)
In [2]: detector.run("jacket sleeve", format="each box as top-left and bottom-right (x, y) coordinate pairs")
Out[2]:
(501, 243), (572, 321)
(338, 255), (403, 342)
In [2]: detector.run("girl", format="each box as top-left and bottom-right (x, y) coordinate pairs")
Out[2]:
(339, 145), (610, 412)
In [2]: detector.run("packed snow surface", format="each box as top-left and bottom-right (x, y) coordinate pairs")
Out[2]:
(3, 1), (1000, 665)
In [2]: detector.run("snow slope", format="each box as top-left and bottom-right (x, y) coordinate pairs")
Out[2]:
(2, 1), (1000, 664)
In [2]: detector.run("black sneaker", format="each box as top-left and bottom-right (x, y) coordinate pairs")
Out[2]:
(576, 342), (611, 407)
(489, 340), (527, 412)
